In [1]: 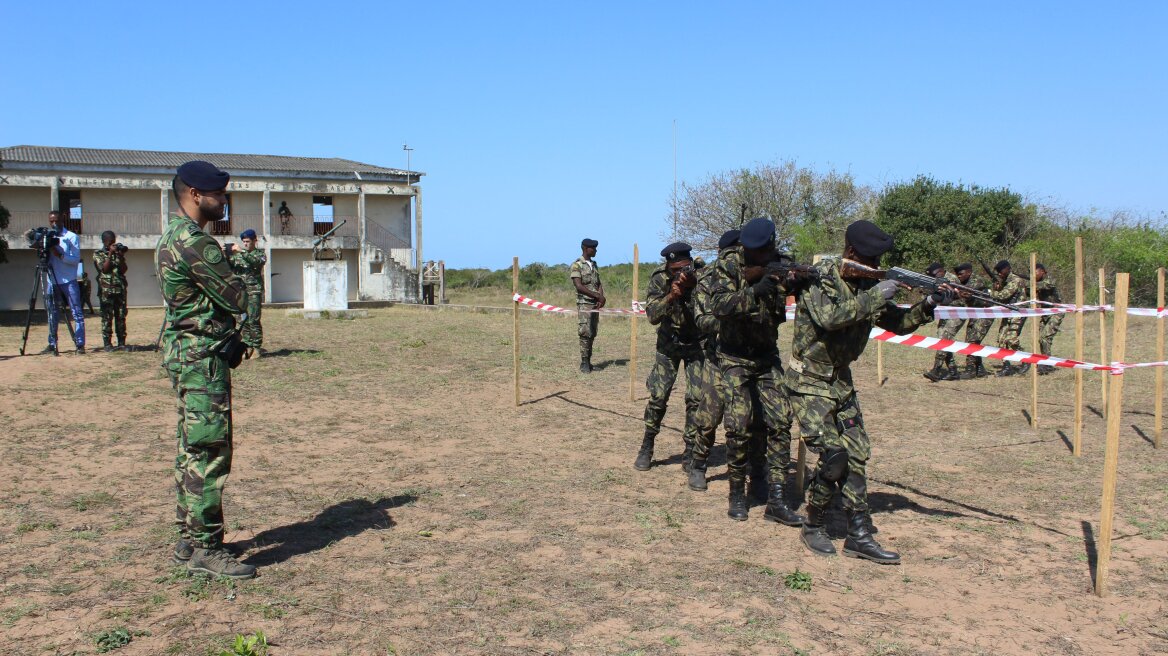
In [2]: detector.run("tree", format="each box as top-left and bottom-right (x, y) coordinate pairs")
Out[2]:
(668, 160), (872, 258)
(0, 201), (9, 264)
(873, 176), (1038, 272)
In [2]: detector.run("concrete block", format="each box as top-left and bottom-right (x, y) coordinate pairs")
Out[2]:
(303, 261), (348, 311)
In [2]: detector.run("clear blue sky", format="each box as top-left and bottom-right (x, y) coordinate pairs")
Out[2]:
(3, 2), (1164, 268)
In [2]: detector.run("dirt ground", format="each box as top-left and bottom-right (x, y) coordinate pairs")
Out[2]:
(1, 300), (1166, 656)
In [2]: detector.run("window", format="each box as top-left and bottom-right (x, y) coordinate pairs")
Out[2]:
(58, 190), (82, 233)
(312, 195), (334, 235)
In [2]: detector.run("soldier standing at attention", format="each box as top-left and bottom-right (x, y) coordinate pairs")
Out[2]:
(791, 220), (950, 563)
(93, 231), (129, 351)
(633, 243), (703, 472)
(157, 161), (253, 580)
(710, 218), (804, 525)
(991, 259), (1029, 377)
(570, 238), (605, 373)
(923, 262), (974, 382)
(228, 229), (267, 359)
(1034, 263), (1063, 375)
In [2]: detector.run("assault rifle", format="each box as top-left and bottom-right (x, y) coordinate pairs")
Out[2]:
(977, 257), (1029, 284)
(743, 250), (820, 285)
(841, 259), (1026, 311)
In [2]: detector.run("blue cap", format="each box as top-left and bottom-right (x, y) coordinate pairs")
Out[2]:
(660, 242), (692, 261)
(845, 220), (894, 258)
(717, 229), (740, 250)
(240, 229), (257, 239)
(176, 160), (230, 191)
(740, 217), (775, 249)
(581, 238), (598, 248)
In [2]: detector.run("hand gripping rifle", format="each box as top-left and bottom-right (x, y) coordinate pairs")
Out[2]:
(841, 259), (1026, 311)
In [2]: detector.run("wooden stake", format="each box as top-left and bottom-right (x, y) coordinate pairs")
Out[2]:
(1095, 272), (1129, 598)
(1156, 267), (1165, 448)
(1030, 252), (1039, 429)
(1099, 268), (1108, 416)
(512, 257), (520, 407)
(1073, 237), (1084, 457)
(630, 245), (639, 402)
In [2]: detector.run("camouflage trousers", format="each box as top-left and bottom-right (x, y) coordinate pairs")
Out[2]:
(720, 353), (792, 484)
(1040, 313), (1063, 355)
(166, 355), (234, 549)
(791, 390), (871, 513)
(577, 303), (599, 361)
(997, 316), (1028, 351)
(933, 316), (966, 368)
(690, 350), (726, 463)
(99, 291), (127, 344)
(241, 292), (263, 349)
(963, 318), (994, 367)
(643, 345), (703, 454)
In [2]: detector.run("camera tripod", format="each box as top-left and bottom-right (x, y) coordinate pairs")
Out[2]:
(19, 260), (78, 356)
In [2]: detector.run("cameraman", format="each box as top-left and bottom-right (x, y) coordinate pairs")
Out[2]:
(93, 231), (129, 351)
(43, 210), (86, 355)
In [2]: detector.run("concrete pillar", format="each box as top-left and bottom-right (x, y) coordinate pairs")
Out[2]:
(414, 186), (423, 299)
(262, 190), (273, 303)
(50, 177), (59, 211)
(159, 187), (170, 232)
(357, 186), (367, 302)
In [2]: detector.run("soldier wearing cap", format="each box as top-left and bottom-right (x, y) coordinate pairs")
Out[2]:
(789, 220), (949, 563)
(923, 262), (974, 382)
(990, 259), (1029, 376)
(709, 218), (805, 525)
(570, 238), (606, 372)
(633, 242), (703, 472)
(1034, 263), (1063, 374)
(228, 228), (267, 358)
(156, 160), (254, 579)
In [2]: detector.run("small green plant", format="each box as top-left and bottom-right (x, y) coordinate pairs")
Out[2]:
(663, 635), (682, 647)
(221, 631), (268, 656)
(784, 569), (812, 592)
(94, 626), (132, 652)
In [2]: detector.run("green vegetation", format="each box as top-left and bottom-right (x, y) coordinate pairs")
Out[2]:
(220, 631), (268, 656)
(783, 569), (812, 592)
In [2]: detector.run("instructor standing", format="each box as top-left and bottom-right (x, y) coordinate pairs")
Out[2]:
(156, 160), (253, 579)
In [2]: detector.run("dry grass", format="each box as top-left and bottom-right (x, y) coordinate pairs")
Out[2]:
(0, 298), (1165, 655)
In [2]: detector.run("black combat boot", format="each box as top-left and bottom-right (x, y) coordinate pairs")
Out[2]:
(973, 357), (990, 378)
(687, 457), (708, 491)
(943, 358), (960, 380)
(800, 504), (836, 556)
(633, 432), (655, 471)
(1037, 364), (1056, 375)
(842, 510), (900, 564)
(763, 482), (805, 526)
(579, 356), (592, 374)
(1015, 362), (1031, 375)
(958, 361), (978, 380)
(922, 364), (947, 382)
(727, 480), (749, 521)
(103, 338), (114, 353)
(996, 362), (1018, 377)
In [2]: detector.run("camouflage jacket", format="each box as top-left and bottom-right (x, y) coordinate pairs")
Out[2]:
(92, 249), (127, 296)
(787, 257), (935, 400)
(709, 245), (791, 363)
(569, 256), (602, 305)
(990, 272), (1026, 305)
(229, 248), (267, 294)
(644, 267), (702, 352)
(155, 215), (248, 364)
(1036, 277), (1062, 304)
(690, 263), (720, 356)
(941, 271), (967, 308)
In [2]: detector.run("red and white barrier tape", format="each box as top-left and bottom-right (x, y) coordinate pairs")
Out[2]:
(935, 304), (1168, 320)
(513, 293), (646, 315)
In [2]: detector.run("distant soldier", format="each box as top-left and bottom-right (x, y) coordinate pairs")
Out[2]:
(93, 230), (129, 351)
(687, 229), (739, 491)
(1034, 263), (1063, 375)
(277, 201), (293, 234)
(570, 238), (605, 373)
(791, 220), (950, 563)
(923, 262), (974, 382)
(228, 229), (267, 358)
(79, 271), (97, 316)
(990, 259), (1029, 376)
(633, 242), (703, 472)
(157, 160), (253, 580)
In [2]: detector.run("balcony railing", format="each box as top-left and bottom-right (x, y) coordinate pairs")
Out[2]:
(3, 211), (160, 235)
(3, 210), (370, 241)
(276, 215), (359, 237)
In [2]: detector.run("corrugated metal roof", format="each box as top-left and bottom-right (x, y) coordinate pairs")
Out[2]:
(0, 145), (422, 179)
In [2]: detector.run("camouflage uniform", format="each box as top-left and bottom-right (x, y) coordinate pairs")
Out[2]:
(688, 263), (727, 480)
(79, 272), (96, 315)
(788, 257), (934, 555)
(1036, 276), (1063, 356)
(961, 275), (995, 376)
(710, 245), (794, 514)
(992, 272), (1027, 350)
(569, 256), (601, 364)
(229, 248), (266, 350)
(155, 215), (247, 550)
(92, 248), (128, 347)
(925, 271), (967, 379)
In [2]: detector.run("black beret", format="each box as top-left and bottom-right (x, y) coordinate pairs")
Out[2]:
(240, 229), (257, 239)
(718, 229), (741, 250)
(660, 241), (693, 262)
(581, 238), (598, 248)
(176, 160), (230, 191)
(994, 259), (1011, 272)
(1035, 262), (1047, 271)
(955, 262), (973, 273)
(740, 217), (775, 249)
(926, 262), (945, 276)
(844, 220), (894, 258)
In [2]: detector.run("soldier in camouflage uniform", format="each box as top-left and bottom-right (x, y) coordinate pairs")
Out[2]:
(570, 238), (605, 373)
(710, 218), (804, 525)
(1034, 263), (1063, 375)
(156, 161), (254, 580)
(686, 230), (739, 491)
(990, 259), (1029, 377)
(228, 229), (267, 357)
(633, 243), (703, 472)
(79, 271), (97, 316)
(923, 262), (974, 381)
(958, 270), (995, 379)
(93, 231), (129, 351)
(790, 220), (949, 564)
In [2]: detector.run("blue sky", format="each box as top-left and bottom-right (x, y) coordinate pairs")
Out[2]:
(2, 2), (1164, 268)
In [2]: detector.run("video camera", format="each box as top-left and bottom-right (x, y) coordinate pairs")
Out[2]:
(114, 243), (128, 254)
(25, 227), (60, 261)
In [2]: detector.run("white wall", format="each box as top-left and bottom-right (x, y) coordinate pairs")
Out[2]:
(270, 249), (359, 303)
(366, 195), (411, 243)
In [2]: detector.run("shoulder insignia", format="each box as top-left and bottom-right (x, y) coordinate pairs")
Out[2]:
(204, 244), (224, 264)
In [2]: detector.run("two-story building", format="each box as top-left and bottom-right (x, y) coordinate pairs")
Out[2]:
(0, 145), (424, 309)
